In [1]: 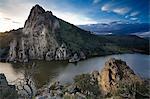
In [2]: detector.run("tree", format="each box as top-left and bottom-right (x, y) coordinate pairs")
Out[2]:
(14, 63), (38, 99)
(116, 81), (150, 99)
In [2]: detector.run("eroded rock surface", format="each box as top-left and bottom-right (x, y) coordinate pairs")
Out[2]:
(7, 5), (85, 62)
(99, 58), (142, 95)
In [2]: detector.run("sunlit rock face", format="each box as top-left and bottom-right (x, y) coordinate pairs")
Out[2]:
(22, 5), (60, 60)
(55, 43), (69, 60)
(7, 4), (87, 62)
(99, 58), (142, 95)
(7, 5), (66, 62)
(8, 39), (17, 62)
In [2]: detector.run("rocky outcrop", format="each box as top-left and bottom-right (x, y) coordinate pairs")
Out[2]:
(8, 5), (59, 62)
(45, 49), (55, 61)
(34, 58), (148, 98)
(55, 43), (69, 60)
(7, 5), (85, 62)
(0, 74), (18, 98)
(35, 81), (86, 99)
(8, 39), (17, 62)
(69, 51), (86, 62)
(99, 58), (142, 95)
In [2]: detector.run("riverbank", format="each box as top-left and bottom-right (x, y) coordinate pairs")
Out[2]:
(0, 53), (149, 88)
(0, 57), (149, 99)
(35, 58), (150, 99)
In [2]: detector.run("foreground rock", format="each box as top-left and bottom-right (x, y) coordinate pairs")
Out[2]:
(99, 58), (142, 95)
(35, 58), (149, 99)
(0, 74), (18, 99)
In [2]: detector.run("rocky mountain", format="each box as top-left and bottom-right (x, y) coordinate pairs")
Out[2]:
(0, 4), (149, 62)
(8, 5), (66, 62)
(78, 22), (150, 36)
(6, 5), (83, 62)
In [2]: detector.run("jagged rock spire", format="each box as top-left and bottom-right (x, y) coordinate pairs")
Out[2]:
(7, 4), (86, 62)
(25, 4), (45, 22)
(8, 4), (61, 62)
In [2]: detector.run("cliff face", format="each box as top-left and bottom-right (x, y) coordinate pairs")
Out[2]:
(7, 5), (72, 62)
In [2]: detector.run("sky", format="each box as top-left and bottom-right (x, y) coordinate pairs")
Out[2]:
(0, 0), (149, 32)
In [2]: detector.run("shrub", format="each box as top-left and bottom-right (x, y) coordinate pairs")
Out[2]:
(74, 73), (100, 97)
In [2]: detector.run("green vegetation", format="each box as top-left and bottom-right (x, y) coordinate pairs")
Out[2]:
(115, 81), (150, 99)
(0, 87), (18, 99)
(57, 18), (149, 57)
(74, 73), (101, 98)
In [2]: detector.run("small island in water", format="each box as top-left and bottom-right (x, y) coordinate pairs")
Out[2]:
(0, 3), (149, 99)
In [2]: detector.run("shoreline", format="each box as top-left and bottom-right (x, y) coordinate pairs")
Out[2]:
(0, 52), (149, 64)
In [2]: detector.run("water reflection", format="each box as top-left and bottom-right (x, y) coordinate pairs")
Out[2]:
(0, 62), (23, 84)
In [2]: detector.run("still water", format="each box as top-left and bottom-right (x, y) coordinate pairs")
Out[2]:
(0, 54), (149, 88)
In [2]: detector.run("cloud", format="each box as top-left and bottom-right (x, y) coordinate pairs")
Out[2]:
(125, 11), (139, 20)
(93, 0), (100, 4)
(125, 15), (129, 18)
(130, 11), (139, 16)
(101, 4), (111, 12)
(101, 4), (130, 15)
(112, 7), (130, 15)
(0, 0), (99, 32)
(0, 0), (35, 32)
(53, 11), (98, 25)
(130, 17), (138, 21)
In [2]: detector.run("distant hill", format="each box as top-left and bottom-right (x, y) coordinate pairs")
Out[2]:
(0, 5), (149, 62)
(78, 22), (150, 37)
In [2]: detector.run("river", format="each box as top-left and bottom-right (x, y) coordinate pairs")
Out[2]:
(0, 53), (149, 88)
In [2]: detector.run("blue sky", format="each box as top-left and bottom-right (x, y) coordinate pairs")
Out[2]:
(0, 0), (149, 32)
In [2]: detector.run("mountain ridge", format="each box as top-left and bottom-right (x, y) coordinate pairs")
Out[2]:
(0, 4), (149, 62)
(78, 22), (150, 36)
